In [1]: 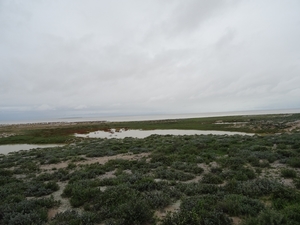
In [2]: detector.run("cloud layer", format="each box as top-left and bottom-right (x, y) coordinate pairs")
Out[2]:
(1, 0), (300, 121)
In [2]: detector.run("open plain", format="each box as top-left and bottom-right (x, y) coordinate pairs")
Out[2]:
(1, 113), (300, 224)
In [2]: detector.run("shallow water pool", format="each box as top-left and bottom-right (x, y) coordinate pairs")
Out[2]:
(0, 144), (63, 154)
(75, 129), (253, 139)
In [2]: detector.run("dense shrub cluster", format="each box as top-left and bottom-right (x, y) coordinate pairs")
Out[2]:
(162, 195), (232, 225)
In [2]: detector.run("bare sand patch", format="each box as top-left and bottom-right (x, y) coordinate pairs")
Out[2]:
(231, 216), (242, 225)
(98, 169), (117, 179)
(183, 175), (202, 183)
(47, 181), (71, 220)
(155, 200), (181, 220)
(197, 161), (219, 173)
(259, 160), (300, 188)
(0, 132), (15, 138)
(285, 120), (300, 132)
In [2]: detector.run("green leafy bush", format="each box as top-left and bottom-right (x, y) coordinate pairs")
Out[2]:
(162, 195), (232, 225)
(218, 194), (264, 216)
(287, 157), (300, 168)
(241, 209), (286, 225)
(282, 204), (300, 224)
(50, 210), (98, 225)
(63, 180), (100, 207)
(0, 197), (59, 225)
(25, 181), (59, 197)
(154, 168), (195, 181)
(221, 167), (256, 181)
(224, 178), (282, 197)
(171, 161), (204, 174)
(176, 183), (220, 196)
(281, 168), (297, 178)
(201, 173), (223, 184)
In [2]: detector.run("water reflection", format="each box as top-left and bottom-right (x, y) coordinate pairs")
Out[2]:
(0, 144), (63, 154)
(75, 129), (253, 139)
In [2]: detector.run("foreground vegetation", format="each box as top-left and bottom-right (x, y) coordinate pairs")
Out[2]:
(0, 113), (300, 224)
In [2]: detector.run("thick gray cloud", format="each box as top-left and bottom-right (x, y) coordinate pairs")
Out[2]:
(1, 0), (300, 121)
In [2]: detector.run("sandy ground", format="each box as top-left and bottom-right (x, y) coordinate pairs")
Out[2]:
(259, 160), (300, 188)
(47, 181), (70, 219)
(154, 200), (181, 221)
(286, 120), (300, 132)
(0, 133), (15, 138)
(40, 152), (150, 171)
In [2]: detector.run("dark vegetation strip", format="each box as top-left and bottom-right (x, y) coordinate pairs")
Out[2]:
(1, 113), (300, 144)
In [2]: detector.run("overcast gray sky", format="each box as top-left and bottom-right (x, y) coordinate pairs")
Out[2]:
(1, 0), (300, 121)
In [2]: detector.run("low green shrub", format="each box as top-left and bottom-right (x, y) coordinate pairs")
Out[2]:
(171, 161), (204, 174)
(201, 173), (223, 184)
(63, 181), (100, 207)
(50, 210), (98, 225)
(25, 181), (59, 197)
(293, 178), (300, 189)
(287, 157), (300, 168)
(221, 167), (256, 181)
(35, 173), (55, 181)
(91, 185), (154, 224)
(218, 194), (264, 216)
(210, 166), (222, 174)
(281, 168), (297, 178)
(0, 197), (59, 225)
(282, 204), (300, 224)
(224, 178), (282, 197)
(162, 195), (232, 225)
(272, 185), (300, 210)
(241, 209), (286, 225)
(176, 183), (220, 196)
(143, 191), (171, 209)
(154, 168), (195, 181)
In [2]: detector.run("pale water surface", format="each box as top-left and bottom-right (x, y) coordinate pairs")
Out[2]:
(75, 129), (253, 139)
(0, 144), (63, 154)
(2, 109), (300, 124)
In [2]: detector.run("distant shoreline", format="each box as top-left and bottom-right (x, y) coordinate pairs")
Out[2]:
(1, 108), (300, 126)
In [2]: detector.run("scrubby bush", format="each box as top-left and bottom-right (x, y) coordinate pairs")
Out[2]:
(131, 177), (165, 192)
(171, 161), (204, 174)
(282, 204), (300, 224)
(91, 185), (154, 224)
(210, 166), (222, 174)
(63, 180), (100, 207)
(50, 210), (98, 225)
(52, 168), (70, 181)
(219, 157), (246, 169)
(154, 168), (195, 181)
(271, 185), (300, 210)
(35, 173), (55, 181)
(294, 178), (300, 189)
(201, 173), (223, 184)
(176, 183), (220, 196)
(25, 181), (59, 197)
(281, 168), (297, 178)
(287, 157), (300, 168)
(241, 209), (286, 225)
(221, 167), (256, 181)
(150, 154), (173, 166)
(218, 194), (264, 216)
(0, 197), (59, 225)
(162, 195), (232, 225)
(224, 178), (282, 197)
(143, 191), (171, 209)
